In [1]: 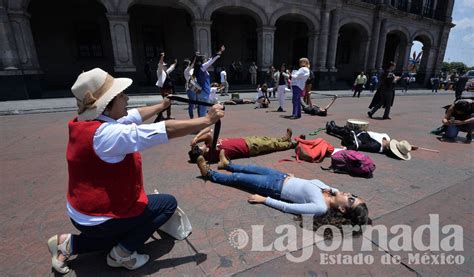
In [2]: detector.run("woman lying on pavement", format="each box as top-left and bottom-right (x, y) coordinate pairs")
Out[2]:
(196, 151), (371, 230)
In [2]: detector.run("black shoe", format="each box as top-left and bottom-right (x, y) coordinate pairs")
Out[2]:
(325, 122), (332, 133)
(466, 133), (472, 144)
(277, 107), (283, 112)
(382, 116), (391, 120)
(367, 111), (373, 119)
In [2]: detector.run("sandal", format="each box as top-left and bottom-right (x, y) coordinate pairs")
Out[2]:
(107, 246), (149, 270)
(47, 234), (71, 274)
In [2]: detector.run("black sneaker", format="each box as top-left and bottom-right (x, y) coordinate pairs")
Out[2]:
(466, 133), (472, 144)
(367, 111), (373, 119)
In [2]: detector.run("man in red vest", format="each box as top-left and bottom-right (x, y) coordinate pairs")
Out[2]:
(47, 68), (224, 273)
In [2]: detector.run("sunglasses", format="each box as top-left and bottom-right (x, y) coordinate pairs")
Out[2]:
(348, 194), (358, 207)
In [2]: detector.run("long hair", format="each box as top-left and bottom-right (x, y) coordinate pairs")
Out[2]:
(193, 55), (206, 79)
(295, 203), (372, 240)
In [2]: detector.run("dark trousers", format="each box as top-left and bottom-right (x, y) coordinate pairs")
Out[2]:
(327, 124), (381, 153)
(353, 84), (364, 97)
(292, 86), (302, 117)
(370, 90), (393, 118)
(155, 107), (171, 122)
(455, 90), (463, 100)
(71, 194), (177, 254)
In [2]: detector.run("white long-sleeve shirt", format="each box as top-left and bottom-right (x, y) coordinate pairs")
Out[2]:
(184, 66), (194, 90)
(291, 67), (310, 90)
(265, 178), (339, 215)
(156, 62), (176, 87)
(67, 109), (169, 225)
(202, 55), (220, 72)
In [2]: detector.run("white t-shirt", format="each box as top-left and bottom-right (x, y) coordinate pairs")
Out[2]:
(210, 87), (219, 103)
(220, 70), (227, 83)
(365, 131), (390, 153)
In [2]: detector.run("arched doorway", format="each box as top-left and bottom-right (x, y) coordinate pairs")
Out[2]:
(29, 0), (113, 96)
(129, 4), (194, 87)
(335, 23), (370, 83)
(211, 8), (258, 84)
(382, 30), (409, 73)
(410, 34), (433, 85)
(274, 16), (309, 70)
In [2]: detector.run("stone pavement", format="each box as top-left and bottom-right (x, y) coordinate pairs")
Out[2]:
(0, 93), (472, 276)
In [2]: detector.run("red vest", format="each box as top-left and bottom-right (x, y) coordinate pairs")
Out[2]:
(66, 119), (148, 218)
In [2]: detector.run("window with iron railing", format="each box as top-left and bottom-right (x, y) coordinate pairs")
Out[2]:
(410, 0), (423, 15)
(76, 23), (103, 59)
(397, 0), (408, 11)
(422, 0), (433, 17)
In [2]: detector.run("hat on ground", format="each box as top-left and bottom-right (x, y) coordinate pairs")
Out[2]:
(389, 139), (412, 160)
(71, 68), (132, 121)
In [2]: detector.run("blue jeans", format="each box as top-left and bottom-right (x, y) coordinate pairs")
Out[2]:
(443, 123), (473, 139)
(197, 93), (210, 117)
(208, 163), (287, 198)
(292, 86), (302, 117)
(186, 90), (196, 118)
(71, 194), (177, 254)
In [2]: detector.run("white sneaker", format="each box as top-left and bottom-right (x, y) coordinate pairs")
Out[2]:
(107, 246), (149, 270)
(47, 234), (71, 274)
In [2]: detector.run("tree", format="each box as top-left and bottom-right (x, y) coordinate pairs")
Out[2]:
(442, 61), (469, 73)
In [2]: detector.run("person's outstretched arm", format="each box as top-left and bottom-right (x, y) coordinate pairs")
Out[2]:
(248, 194), (327, 215)
(202, 45), (225, 72)
(137, 97), (172, 122)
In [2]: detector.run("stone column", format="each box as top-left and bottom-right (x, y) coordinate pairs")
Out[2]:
(0, 5), (20, 70)
(407, 0), (412, 12)
(402, 42), (413, 71)
(367, 16), (381, 71)
(7, 10), (41, 73)
(106, 14), (135, 72)
(431, 0), (438, 18)
(360, 37), (371, 71)
(316, 9), (330, 71)
(307, 30), (319, 69)
(326, 9), (340, 71)
(423, 47), (437, 84)
(191, 20), (212, 58)
(445, 0), (455, 21)
(375, 19), (388, 70)
(256, 26), (276, 71)
(433, 25), (451, 75)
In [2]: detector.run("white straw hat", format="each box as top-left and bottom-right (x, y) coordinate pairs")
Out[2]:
(389, 139), (412, 160)
(71, 68), (132, 121)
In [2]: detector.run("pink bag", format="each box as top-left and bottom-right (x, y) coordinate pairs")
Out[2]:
(323, 150), (375, 178)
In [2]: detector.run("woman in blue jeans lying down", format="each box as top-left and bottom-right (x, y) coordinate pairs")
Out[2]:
(196, 150), (371, 229)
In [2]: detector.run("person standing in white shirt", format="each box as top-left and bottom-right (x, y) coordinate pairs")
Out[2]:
(155, 52), (177, 121)
(290, 58), (310, 119)
(47, 68), (225, 273)
(184, 55), (197, 118)
(274, 63), (290, 112)
(249, 62), (258, 85)
(220, 67), (229, 96)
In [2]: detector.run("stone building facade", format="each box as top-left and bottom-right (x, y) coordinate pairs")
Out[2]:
(0, 0), (455, 100)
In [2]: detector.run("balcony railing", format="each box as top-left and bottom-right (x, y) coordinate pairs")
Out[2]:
(361, 0), (377, 4)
